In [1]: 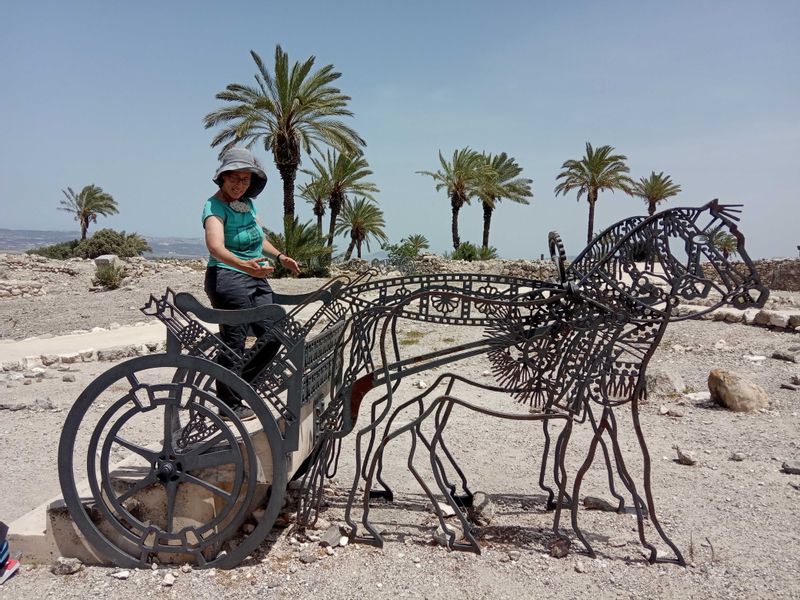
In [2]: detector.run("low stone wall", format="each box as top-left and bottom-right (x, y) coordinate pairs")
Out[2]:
(0, 279), (45, 298)
(752, 258), (800, 292)
(338, 256), (800, 292)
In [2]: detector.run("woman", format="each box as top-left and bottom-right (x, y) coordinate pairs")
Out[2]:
(203, 148), (300, 420)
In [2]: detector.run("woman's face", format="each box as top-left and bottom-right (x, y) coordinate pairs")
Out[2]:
(220, 170), (252, 200)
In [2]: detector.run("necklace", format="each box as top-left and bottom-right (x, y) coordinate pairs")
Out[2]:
(228, 200), (250, 213)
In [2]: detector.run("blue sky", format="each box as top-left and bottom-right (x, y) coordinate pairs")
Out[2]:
(1, 0), (798, 259)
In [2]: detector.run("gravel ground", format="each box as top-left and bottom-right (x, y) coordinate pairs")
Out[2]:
(1, 256), (799, 599)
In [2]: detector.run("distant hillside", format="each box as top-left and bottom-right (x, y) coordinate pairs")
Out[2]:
(0, 228), (207, 259)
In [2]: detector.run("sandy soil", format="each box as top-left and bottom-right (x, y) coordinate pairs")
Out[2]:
(1, 257), (799, 599)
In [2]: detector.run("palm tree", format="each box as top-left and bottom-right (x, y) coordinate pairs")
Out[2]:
(335, 197), (388, 260)
(58, 185), (118, 240)
(298, 176), (331, 237)
(204, 46), (365, 222)
(403, 234), (430, 256)
(265, 217), (332, 277)
(632, 171), (682, 216)
(554, 142), (634, 244)
(476, 153), (533, 250)
(709, 228), (738, 259)
(418, 148), (487, 251)
(304, 151), (379, 248)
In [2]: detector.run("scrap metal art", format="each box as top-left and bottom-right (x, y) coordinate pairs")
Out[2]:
(57, 201), (767, 569)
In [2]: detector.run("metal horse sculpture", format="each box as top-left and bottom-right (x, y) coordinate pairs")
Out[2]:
(298, 200), (767, 564)
(56, 201), (766, 569)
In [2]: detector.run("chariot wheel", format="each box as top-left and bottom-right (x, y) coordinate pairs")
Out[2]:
(58, 354), (287, 569)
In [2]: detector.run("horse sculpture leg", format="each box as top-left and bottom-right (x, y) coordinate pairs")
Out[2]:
(629, 397), (686, 565)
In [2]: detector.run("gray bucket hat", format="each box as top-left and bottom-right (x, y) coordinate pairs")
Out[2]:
(213, 147), (268, 198)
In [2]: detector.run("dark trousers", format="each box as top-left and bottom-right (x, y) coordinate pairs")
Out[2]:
(204, 267), (281, 405)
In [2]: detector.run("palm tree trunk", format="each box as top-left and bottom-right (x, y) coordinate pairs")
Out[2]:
(586, 191), (597, 244)
(316, 213), (323, 237)
(648, 200), (656, 216)
(482, 201), (494, 250)
(80, 217), (89, 240)
(327, 194), (342, 248)
(450, 192), (462, 251)
(277, 164), (297, 223)
(344, 238), (356, 260)
(357, 240), (363, 259)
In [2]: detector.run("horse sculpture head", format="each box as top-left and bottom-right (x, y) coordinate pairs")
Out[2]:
(565, 200), (769, 320)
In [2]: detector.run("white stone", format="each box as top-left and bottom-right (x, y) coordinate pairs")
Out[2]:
(162, 573), (175, 586)
(22, 355), (44, 370)
(110, 570), (130, 580)
(769, 313), (790, 328)
(684, 391), (711, 402)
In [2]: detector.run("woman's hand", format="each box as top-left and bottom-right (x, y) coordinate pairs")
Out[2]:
(279, 254), (301, 276)
(241, 258), (274, 278)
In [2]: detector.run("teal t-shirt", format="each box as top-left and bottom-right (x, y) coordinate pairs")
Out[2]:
(202, 197), (264, 273)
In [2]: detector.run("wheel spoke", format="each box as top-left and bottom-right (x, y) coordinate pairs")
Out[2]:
(118, 472), (159, 504)
(182, 473), (232, 501)
(165, 480), (178, 533)
(113, 435), (159, 462)
(163, 402), (176, 451)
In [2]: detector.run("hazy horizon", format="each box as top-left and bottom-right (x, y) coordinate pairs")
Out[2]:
(1, 1), (798, 260)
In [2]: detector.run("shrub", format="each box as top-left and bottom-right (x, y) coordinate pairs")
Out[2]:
(74, 229), (152, 259)
(451, 242), (480, 261)
(26, 239), (80, 259)
(265, 217), (332, 278)
(93, 264), (125, 290)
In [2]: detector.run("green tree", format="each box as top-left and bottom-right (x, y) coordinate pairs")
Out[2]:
(403, 234), (430, 257)
(632, 171), (682, 216)
(298, 176), (331, 237)
(476, 153), (533, 250)
(304, 150), (379, 248)
(418, 148), (487, 251)
(335, 197), (388, 260)
(204, 46), (365, 222)
(554, 142), (634, 244)
(709, 228), (739, 259)
(265, 217), (332, 277)
(58, 185), (118, 240)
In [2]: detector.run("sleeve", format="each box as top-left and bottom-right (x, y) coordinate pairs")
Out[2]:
(202, 198), (226, 227)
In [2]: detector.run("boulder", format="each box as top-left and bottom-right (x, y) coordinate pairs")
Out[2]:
(94, 254), (121, 269)
(708, 369), (769, 412)
(645, 368), (685, 396)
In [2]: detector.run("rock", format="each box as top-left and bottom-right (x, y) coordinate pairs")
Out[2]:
(110, 570), (130, 580)
(62, 373), (76, 382)
(753, 310), (772, 326)
(180, 564), (192, 573)
(667, 408), (684, 418)
(793, 375), (800, 386)
(676, 447), (697, 466)
(41, 354), (60, 366)
(645, 368), (685, 396)
(729, 452), (746, 462)
(162, 573), (175, 587)
(659, 405), (669, 415)
(435, 502), (456, 517)
(339, 536), (349, 547)
(684, 391), (711, 402)
(415, 380), (428, 389)
(50, 556), (83, 575)
(320, 525), (343, 548)
(299, 551), (318, 564)
(95, 254), (121, 269)
(22, 355), (44, 370)
(781, 461), (800, 475)
(575, 560), (588, 573)
(507, 550), (521, 561)
(325, 547), (335, 556)
(468, 491), (495, 526)
(583, 496), (617, 512)
(769, 313), (791, 328)
(433, 523), (464, 547)
(549, 538), (570, 558)
(781, 383), (800, 391)
(708, 369), (769, 412)
(772, 350), (798, 363)
(744, 355), (767, 362)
